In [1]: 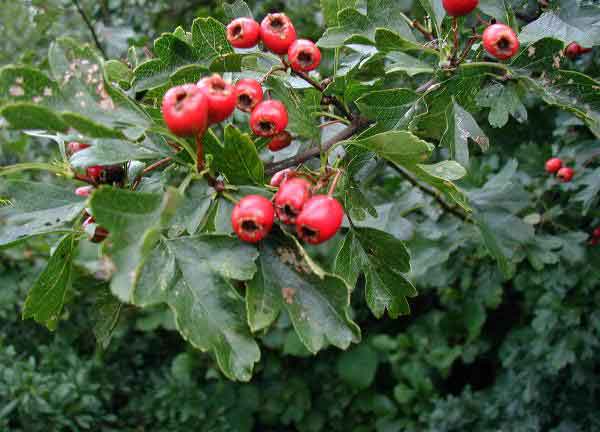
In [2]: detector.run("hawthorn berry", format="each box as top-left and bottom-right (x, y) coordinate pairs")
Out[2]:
(296, 195), (344, 245)
(87, 165), (104, 181)
(86, 165), (126, 184)
(260, 13), (297, 54)
(162, 84), (209, 136)
(274, 177), (312, 225)
(270, 168), (294, 187)
(557, 167), (575, 182)
(83, 217), (109, 244)
(226, 17), (261, 48)
(482, 24), (520, 60)
(250, 100), (288, 137)
(231, 195), (275, 243)
(268, 131), (293, 151)
(565, 42), (592, 60)
(593, 227), (600, 238)
(67, 141), (90, 155)
(197, 74), (237, 124)
(75, 186), (94, 197)
(442, 0), (479, 17)
(545, 157), (563, 174)
(288, 39), (321, 72)
(234, 79), (264, 113)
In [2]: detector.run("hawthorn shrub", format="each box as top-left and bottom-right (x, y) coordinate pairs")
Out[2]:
(1, 0), (600, 430)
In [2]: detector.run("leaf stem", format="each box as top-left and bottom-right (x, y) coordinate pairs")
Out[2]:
(70, 0), (107, 59)
(196, 132), (204, 172)
(131, 157), (173, 190)
(327, 169), (343, 197)
(389, 164), (473, 224)
(264, 116), (370, 176)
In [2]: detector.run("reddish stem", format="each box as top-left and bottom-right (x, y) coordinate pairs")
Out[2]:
(196, 132), (204, 172)
(327, 170), (343, 197)
(412, 19), (433, 41)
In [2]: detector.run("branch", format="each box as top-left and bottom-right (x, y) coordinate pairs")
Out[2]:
(265, 116), (370, 176)
(131, 157), (173, 190)
(390, 164), (473, 224)
(412, 19), (434, 41)
(71, 0), (107, 59)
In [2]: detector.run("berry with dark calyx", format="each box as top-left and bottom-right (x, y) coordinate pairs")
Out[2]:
(197, 74), (237, 124)
(274, 177), (312, 225)
(250, 100), (288, 137)
(442, 0), (479, 16)
(87, 165), (104, 181)
(296, 195), (344, 245)
(67, 141), (90, 155)
(231, 195), (275, 243)
(75, 186), (94, 197)
(565, 42), (592, 60)
(83, 217), (109, 244)
(270, 168), (295, 187)
(227, 17), (261, 48)
(100, 164), (126, 185)
(593, 227), (600, 238)
(482, 24), (520, 60)
(268, 131), (293, 151)
(288, 39), (321, 72)
(260, 13), (297, 54)
(162, 84), (209, 136)
(557, 167), (575, 182)
(545, 157), (563, 174)
(234, 78), (264, 113)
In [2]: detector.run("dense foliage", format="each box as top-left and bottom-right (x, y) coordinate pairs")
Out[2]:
(1, 0), (599, 430)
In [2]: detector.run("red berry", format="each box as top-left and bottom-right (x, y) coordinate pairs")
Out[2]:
(231, 195), (275, 243)
(260, 13), (297, 54)
(250, 100), (288, 137)
(87, 165), (104, 181)
(545, 157), (563, 174)
(227, 18), (261, 49)
(288, 39), (321, 72)
(162, 84), (209, 136)
(268, 131), (293, 151)
(75, 186), (94, 197)
(556, 167), (575, 182)
(274, 178), (312, 225)
(296, 195), (344, 245)
(197, 74), (237, 124)
(270, 168), (295, 187)
(565, 42), (592, 59)
(593, 227), (600, 238)
(67, 141), (90, 155)
(482, 24), (520, 60)
(442, 0), (479, 17)
(234, 78), (264, 113)
(83, 217), (109, 243)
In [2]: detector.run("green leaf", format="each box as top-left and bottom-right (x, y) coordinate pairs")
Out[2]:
(573, 168), (600, 214)
(441, 100), (489, 168)
(347, 131), (434, 165)
(418, 0), (445, 38)
(22, 234), (76, 330)
(0, 180), (85, 247)
(476, 82), (527, 128)
(223, 0), (253, 20)
(191, 17), (234, 62)
(335, 227), (416, 318)
(104, 60), (132, 87)
(317, 0), (415, 48)
(336, 344), (379, 389)
(90, 187), (180, 302)
(375, 28), (440, 57)
(384, 52), (435, 76)
(204, 126), (264, 185)
(166, 235), (260, 381)
(1, 103), (68, 132)
(321, 0), (358, 26)
(69, 138), (165, 168)
(519, 5), (600, 46)
(355, 88), (422, 129)
(246, 233), (360, 352)
(170, 178), (214, 236)
(91, 288), (122, 349)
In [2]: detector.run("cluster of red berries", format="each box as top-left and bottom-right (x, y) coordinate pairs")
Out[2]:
(565, 42), (592, 60)
(162, 74), (292, 151)
(545, 157), (575, 182)
(442, 0), (519, 60)
(231, 170), (344, 245)
(226, 13), (321, 73)
(68, 141), (123, 243)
